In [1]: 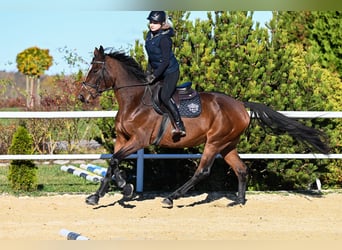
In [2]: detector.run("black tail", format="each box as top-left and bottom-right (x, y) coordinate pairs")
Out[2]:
(244, 102), (330, 154)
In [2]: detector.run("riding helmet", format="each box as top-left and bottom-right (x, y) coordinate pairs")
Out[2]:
(147, 11), (166, 23)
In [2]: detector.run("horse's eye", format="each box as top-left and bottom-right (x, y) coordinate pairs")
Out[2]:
(91, 66), (101, 74)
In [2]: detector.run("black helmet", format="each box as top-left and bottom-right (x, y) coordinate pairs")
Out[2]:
(147, 11), (166, 23)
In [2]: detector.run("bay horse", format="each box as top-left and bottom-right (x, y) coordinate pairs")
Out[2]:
(78, 46), (329, 208)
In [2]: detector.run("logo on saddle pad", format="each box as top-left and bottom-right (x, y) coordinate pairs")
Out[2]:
(187, 103), (200, 113)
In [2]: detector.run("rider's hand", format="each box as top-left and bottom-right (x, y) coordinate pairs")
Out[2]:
(146, 74), (156, 84)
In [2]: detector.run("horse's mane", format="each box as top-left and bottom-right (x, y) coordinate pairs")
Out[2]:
(106, 51), (146, 82)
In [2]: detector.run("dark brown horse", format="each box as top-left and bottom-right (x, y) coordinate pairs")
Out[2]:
(78, 46), (329, 208)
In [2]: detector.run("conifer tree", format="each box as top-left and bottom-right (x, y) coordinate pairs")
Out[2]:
(310, 11), (342, 77)
(255, 11), (342, 189)
(274, 11), (342, 77)
(8, 125), (38, 192)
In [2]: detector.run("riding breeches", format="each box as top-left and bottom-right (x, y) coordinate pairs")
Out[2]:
(159, 70), (182, 122)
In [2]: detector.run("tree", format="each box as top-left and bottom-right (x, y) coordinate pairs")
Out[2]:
(274, 11), (342, 77)
(16, 46), (53, 108)
(309, 12), (342, 77)
(173, 11), (341, 189)
(8, 125), (38, 192)
(255, 11), (342, 189)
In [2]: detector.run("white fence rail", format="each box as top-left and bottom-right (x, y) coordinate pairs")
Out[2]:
(0, 111), (118, 118)
(1, 111), (341, 192)
(1, 111), (342, 119)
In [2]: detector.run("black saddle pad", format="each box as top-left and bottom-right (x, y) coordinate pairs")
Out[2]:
(177, 94), (201, 118)
(152, 82), (201, 118)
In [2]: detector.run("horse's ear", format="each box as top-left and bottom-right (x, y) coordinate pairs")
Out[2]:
(94, 47), (99, 56)
(94, 46), (105, 58)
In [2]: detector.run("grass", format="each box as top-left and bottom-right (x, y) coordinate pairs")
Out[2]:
(0, 164), (103, 196)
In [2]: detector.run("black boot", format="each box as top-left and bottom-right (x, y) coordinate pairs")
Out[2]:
(166, 99), (186, 137)
(172, 120), (186, 137)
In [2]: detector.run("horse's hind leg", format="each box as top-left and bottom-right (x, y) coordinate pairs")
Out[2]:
(162, 147), (217, 208)
(222, 149), (248, 206)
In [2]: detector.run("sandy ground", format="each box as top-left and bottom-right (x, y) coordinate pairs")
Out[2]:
(0, 191), (342, 240)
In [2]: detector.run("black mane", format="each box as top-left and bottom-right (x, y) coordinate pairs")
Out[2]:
(106, 51), (146, 82)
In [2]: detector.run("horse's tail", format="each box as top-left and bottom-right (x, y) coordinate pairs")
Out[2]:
(243, 101), (330, 154)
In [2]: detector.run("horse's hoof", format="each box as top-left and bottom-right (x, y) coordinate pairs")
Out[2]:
(122, 184), (134, 199)
(228, 199), (246, 207)
(162, 197), (173, 208)
(85, 194), (99, 205)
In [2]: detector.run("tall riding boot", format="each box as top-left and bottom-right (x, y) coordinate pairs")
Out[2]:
(166, 99), (186, 137)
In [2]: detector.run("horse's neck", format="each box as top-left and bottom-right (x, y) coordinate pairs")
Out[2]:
(110, 60), (147, 114)
(115, 84), (145, 113)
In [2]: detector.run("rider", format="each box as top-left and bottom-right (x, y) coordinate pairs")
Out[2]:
(145, 11), (186, 137)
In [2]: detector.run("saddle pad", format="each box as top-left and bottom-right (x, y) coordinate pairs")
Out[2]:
(152, 94), (201, 118)
(178, 94), (201, 118)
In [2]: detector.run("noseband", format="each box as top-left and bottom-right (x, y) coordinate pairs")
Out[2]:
(82, 59), (150, 99)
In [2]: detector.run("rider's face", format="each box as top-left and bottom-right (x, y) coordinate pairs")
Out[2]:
(149, 21), (162, 32)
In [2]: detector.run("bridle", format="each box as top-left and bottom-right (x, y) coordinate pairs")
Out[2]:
(81, 60), (115, 99)
(81, 58), (150, 99)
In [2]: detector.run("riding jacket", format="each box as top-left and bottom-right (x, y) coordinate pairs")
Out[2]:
(145, 28), (179, 79)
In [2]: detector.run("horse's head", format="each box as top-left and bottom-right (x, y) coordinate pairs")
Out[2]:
(78, 46), (112, 103)
(79, 45), (148, 104)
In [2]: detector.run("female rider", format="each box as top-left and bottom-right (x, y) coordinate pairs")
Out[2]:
(145, 11), (186, 137)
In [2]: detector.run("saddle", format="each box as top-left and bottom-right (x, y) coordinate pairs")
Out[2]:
(151, 81), (202, 145)
(152, 81), (202, 118)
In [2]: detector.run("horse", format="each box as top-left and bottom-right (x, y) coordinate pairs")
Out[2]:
(78, 46), (330, 208)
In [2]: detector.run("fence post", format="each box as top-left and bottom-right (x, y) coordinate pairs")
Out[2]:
(136, 149), (144, 192)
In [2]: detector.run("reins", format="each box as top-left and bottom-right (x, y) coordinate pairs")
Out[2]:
(114, 82), (150, 91)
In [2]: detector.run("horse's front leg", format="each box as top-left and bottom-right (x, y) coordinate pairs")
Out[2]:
(85, 157), (119, 205)
(110, 157), (135, 199)
(85, 155), (134, 205)
(85, 135), (144, 205)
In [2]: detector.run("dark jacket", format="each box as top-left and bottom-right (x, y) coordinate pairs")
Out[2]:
(145, 28), (179, 78)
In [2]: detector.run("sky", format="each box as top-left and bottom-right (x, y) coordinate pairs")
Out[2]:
(0, 2), (272, 75)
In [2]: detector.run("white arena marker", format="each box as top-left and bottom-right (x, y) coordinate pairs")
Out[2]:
(59, 228), (90, 240)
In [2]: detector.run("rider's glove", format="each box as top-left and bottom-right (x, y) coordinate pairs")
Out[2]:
(146, 74), (156, 85)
